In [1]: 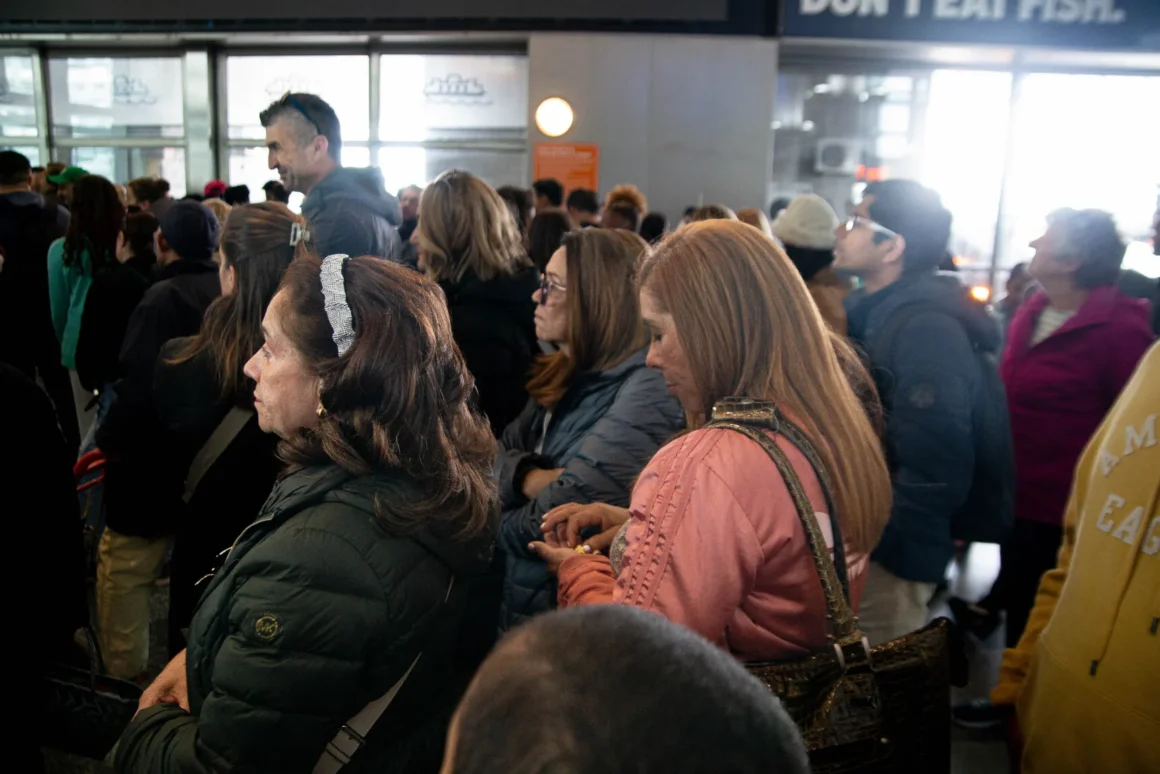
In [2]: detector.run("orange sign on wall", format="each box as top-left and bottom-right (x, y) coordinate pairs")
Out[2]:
(533, 143), (600, 195)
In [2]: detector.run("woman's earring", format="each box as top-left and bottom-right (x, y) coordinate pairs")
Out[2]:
(316, 403), (327, 419)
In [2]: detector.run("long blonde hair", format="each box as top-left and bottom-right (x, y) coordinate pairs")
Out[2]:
(417, 170), (531, 283)
(638, 220), (890, 554)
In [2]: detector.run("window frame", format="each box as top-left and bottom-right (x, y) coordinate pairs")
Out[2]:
(216, 46), (529, 196)
(0, 49), (49, 165)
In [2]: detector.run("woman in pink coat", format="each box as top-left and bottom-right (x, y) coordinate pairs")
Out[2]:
(529, 220), (892, 662)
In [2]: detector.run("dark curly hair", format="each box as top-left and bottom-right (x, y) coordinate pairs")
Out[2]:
(275, 253), (497, 541)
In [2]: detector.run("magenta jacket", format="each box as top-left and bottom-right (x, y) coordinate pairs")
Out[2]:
(557, 427), (867, 662)
(1001, 286), (1153, 526)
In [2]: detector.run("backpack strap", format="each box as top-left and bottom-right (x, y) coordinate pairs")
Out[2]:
(183, 407), (253, 504)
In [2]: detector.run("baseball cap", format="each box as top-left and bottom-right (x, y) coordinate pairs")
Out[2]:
(47, 165), (90, 185)
(159, 200), (221, 262)
(204, 180), (227, 198)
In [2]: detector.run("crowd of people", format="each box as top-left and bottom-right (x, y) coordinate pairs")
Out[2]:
(1, 88), (1157, 774)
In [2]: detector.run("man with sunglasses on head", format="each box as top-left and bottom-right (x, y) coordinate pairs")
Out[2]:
(834, 179), (1011, 647)
(260, 92), (406, 266)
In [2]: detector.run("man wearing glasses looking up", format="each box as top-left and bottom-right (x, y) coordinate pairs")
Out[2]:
(260, 92), (405, 265)
(834, 180), (1010, 647)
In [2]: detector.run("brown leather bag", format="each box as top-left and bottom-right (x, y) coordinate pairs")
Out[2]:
(708, 398), (952, 774)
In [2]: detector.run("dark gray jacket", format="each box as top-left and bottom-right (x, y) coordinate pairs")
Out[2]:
(302, 167), (406, 265)
(496, 348), (684, 629)
(116, 465), (493, 774)
(846, 272), (1001, 583)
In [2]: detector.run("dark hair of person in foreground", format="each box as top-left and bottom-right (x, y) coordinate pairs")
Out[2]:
(443, 606), (810, 774)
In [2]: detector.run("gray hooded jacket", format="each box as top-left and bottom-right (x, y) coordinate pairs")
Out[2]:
(302, 167), (407, 265)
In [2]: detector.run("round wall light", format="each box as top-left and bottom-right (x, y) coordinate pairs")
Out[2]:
(535, 97), (574, 138)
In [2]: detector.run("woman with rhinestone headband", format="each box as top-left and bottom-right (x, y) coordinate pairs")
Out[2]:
(114, 253), (498, 774)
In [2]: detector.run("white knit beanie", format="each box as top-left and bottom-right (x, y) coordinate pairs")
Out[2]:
(772, 194), (840, 251)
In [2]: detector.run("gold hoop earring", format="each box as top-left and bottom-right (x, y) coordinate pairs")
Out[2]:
(316, 404), (327, 419)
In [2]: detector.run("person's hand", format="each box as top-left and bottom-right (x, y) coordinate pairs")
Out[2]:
(528, 540), (583, 575)
(136, 649), (189, 716)
(542, 502), (630, 549)
(521, 467), (564, 500)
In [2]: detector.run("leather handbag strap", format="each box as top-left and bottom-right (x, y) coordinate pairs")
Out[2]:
(183, 407), (253, 504)
(708, 403), (860, 642)
(774, 417), (852, 604)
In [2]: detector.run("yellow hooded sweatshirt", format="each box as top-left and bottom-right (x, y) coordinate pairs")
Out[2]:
(991, 340), (1160, 773)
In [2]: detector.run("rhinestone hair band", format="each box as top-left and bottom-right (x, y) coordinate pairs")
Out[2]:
(319, 254), (355, 357)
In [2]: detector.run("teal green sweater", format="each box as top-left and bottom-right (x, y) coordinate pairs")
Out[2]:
(47, 238), (95, 370)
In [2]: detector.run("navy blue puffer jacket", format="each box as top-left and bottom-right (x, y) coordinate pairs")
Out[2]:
(496, 348), (684, 629)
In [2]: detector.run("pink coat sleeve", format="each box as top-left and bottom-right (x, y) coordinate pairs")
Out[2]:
(556, 554), (616, 607)
(614, 437), (764, 648)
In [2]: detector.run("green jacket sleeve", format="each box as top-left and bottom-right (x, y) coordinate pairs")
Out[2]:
(116, 522), (398, 774)
(46, 238), (68, 345)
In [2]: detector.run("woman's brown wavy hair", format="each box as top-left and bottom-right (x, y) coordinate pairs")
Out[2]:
(275, 253), (497, 541)
(527, 229), (650, 408)
(637, 220), (891, 555)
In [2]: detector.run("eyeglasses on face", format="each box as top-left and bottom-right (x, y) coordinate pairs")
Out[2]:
(539, 274), (567, 305)
(844, 214), (899, 239)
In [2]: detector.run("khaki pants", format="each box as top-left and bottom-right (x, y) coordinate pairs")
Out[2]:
(96, 528), (172, 680)
(857, 562), (937, 647)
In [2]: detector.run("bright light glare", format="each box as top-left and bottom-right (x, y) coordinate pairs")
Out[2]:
(1004, 75), (1160, 267)
(970, 285), (992, 303)
(921, 70), (1012, 270)
(1122, 240), (1160, 279)
(535, 97), (574, 138)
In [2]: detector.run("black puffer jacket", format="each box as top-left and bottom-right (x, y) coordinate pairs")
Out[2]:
(441, 269), (539, 435)
(302, 167), (405, 265)
(496, 348), (684, 629)
(74, 263), (149, 391)
(98, 259), (221, 537)
(116, 465), (494, 774)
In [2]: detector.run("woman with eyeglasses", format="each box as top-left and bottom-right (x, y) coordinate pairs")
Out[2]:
(416, 170), (539, 434)
(496, 229), (684, 629)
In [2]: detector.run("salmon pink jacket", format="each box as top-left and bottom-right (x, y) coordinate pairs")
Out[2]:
(557, 426), (866, 661)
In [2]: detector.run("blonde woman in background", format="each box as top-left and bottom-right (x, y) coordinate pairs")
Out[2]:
(417, 169), (539, 433)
